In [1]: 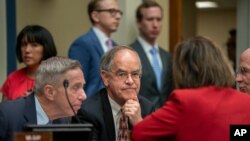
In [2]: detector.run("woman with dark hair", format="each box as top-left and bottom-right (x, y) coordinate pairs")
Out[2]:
(1, 25), (57, 101)
(132, 36), (250, 141)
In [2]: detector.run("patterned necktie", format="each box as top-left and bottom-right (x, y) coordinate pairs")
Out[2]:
(150, 47), (162, 91)
(106, 38), (113, 50)
(117, 114), (128, 141)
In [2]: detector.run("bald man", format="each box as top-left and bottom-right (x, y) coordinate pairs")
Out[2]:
(236, 48), (250, 94)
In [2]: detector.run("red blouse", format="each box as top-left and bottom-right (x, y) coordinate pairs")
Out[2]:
(0, 68), (34, 100)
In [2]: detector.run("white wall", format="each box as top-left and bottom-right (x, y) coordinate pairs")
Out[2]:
(0, 0), (7, 101)
(182, 0), (196, 39)
(112, 0), (142, 45)
(16, 0), (91, 58)
(197, 9), (236, 53)
(236, 0), (250, 69)
(155, 0), (169, 51)
(17, 0), (170, 58)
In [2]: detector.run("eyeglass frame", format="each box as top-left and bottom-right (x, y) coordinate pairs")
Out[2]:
(95, 8), (123, 17)
(105, 70), (142, 81)
(237, 66), (250, 76)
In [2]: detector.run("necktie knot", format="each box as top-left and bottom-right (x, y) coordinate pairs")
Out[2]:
(106, 38), (113, 49)
(150, 47), (157, 55)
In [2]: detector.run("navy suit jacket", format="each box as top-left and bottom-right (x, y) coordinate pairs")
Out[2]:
(68, 28), (116, 97)
(0, 93), (69, 141)
(130, 40), (173, 108)
(0, 93), (37, 141)
(75, 88), (155, 141)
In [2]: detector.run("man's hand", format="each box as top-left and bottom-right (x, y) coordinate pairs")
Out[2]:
(121, 97), (142, 126)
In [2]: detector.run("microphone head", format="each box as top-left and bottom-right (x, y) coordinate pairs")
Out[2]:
(63, 80), (69, 88)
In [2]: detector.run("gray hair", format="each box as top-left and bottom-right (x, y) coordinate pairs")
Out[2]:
(34, 56), (82, 94)
(100, 45), (142, 73)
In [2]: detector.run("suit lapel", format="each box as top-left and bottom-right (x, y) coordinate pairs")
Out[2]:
(88, 28), (104, 56)
(100, 89), (116, 140)
(112, 40), (117, 47)
(23, 93), (37, 124)
(158, 49), (167, 90)
(132, 40), (159, 90)
(133, 40), (155, 75)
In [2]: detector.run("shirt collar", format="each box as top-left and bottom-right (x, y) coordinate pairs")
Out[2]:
(108, 95), (121, 117)
(137, 36), (159, 52)
(35, 96), (50, 125)
(93, 27), (109, 44)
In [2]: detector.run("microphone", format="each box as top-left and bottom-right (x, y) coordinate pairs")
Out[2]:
(63, 80), (69, 88)
(63, 80), (80, 123)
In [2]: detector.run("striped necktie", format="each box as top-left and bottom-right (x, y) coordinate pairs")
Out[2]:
(150, 47), (162, 91)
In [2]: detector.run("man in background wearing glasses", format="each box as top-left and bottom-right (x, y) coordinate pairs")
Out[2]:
(236, 48), (250, 94)
(68, 0), (122, 97)
(75, 46), (154, 141)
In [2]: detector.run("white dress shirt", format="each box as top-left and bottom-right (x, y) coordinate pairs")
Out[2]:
(137, 36), (163, 69)
(108, 95), (123, 140)
(93, 27), (111, 53)
(35, 96), (50, 125)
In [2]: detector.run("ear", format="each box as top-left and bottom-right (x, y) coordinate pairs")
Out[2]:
(101, 70), (109, 87)
(137, 19), (143, 28)
(43, 84), (56, 101)
(91, 11), (100, 23)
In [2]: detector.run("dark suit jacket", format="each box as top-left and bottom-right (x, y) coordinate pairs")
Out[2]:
(68, 28), (116, 97)
(76, 88), (154, 141)
(0, 93), (37, 141)
(0, 93), (69, 141)
(130, 40), (173, 108)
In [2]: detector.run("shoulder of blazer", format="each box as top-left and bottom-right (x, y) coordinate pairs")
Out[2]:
(72, 28), (104, 55)
(159, 47), (172, 57)
(23, 93), (38, 123)
(0, 93), (37, 124)
(81, 89), (110, 112)
(71, 28), (97, 44)
(130, 40), (141, 49)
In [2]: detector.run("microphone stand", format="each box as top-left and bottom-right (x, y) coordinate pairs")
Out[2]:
(63, 80), (80, 123)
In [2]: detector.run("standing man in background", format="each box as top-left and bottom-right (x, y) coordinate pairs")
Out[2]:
(130, 0), (173, 108)
(68, 0), (122, 97)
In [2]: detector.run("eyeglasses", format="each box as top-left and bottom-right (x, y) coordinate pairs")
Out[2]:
(237, 66), (250, 75)
(96, 8), (123, 17)
(108, 70), (141, 81)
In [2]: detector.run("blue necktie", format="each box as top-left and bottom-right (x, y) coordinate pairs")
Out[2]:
(150, 48), (162, 91)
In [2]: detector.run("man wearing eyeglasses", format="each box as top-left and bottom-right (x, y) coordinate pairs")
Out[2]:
(68, 0), (122, 97)
(130, 1), (173, 108)
(75, 46), (154, 141)
(236, 48), (250, 94)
